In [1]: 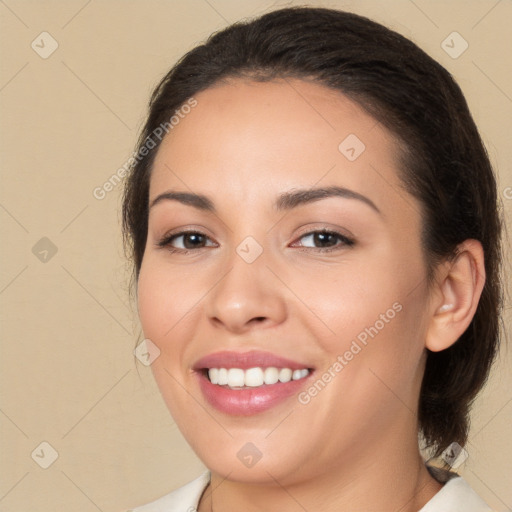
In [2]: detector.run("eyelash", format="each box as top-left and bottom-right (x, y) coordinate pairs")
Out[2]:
(156, 228), (355, 254)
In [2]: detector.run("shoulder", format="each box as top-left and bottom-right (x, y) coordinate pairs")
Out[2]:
(420, 465), (495, 512)
(128, 471), (210, 512)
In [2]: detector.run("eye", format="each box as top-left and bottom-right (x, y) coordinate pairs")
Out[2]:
(292, 229), (355, 252)
(156, 228), (355, 254)
(156, 230), (216, 253)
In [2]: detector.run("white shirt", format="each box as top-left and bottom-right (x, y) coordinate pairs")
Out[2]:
(129, 465), (495, 511)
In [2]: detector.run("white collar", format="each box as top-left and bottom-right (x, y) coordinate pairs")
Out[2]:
(130, 467), (494, 511)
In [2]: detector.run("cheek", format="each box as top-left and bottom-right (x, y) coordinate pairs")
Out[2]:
(287, 257), (405, 346)
(137, 263), (167, 340)
(295, 252), (428, 386)
(136, 257), (199, 343)
(137, 261), (200, 417)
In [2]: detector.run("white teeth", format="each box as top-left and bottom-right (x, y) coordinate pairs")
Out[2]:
(244, 367), (264, 387)
(209, 368), (219, 384)
(217, 368), (228, 385)
(227, 368), (245, 387)
(207, 366), (310, 388)
(264, 367), (279, 385)
(292, 369), (303, 380)
(278, 368), (292, 383)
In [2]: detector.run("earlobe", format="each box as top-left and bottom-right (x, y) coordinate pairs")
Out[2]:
(425, 239), (486, 352)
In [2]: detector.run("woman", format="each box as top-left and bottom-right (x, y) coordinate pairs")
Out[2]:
(123, 6), (503, 511)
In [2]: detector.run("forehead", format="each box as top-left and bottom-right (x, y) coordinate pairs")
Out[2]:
(150, 78), (405, 212)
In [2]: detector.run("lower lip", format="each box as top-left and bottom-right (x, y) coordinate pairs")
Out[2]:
(196, 371), (313, 415)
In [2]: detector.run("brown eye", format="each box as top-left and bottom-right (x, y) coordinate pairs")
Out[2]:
(295, 230), (355, 252)
(157, 231), (216, 252)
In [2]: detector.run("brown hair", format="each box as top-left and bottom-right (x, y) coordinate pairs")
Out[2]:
(122, 6), (503, 458)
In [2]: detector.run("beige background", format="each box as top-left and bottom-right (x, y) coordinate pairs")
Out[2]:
(0, 0), (511, 511)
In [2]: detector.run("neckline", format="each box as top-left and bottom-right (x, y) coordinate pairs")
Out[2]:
(195, 465), (461, 511)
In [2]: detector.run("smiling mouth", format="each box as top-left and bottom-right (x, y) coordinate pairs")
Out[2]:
(203, 366), (312, 389)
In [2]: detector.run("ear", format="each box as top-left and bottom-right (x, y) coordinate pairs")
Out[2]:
(425, 239), (486, 352)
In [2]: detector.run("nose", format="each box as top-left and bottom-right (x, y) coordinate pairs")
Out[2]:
(205, 245), (287, 334)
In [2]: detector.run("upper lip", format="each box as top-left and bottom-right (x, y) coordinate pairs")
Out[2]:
(193, 350), (314, 371)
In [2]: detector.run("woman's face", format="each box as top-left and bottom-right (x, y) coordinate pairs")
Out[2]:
(137, 78), (433, 484)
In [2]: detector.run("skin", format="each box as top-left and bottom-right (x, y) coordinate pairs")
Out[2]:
(136, 78), (485, 511)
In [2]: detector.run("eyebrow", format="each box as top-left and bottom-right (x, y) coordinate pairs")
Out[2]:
(149, 185), (381, 215)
